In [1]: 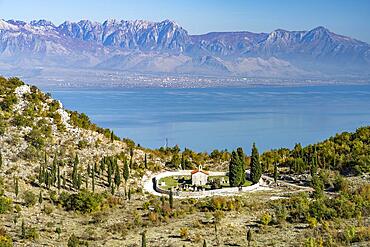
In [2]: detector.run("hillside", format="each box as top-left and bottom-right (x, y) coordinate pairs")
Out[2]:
(0, 77), (369, 246)
(260, 127), (370, 176)
(0, 19), (369, 80)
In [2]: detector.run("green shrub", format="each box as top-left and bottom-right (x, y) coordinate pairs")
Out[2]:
(37, 120), (52, 138)
(0, 118), (7, 136)
(312, 176), (324, 199)
(309, 198), (336, 221)
(12, 114), (32, 127)
(209, 197), (227, 211)
(260, 212), (272, 225)
(355, 226), (370, 242)
(333, 175), (349, 192)
(213, 210), (224, 223)
(20, 145), (39, 161)
(0, 178), (4, 196)
(0, 235), (13, 247)
(77, 140), (88, 149)
(304, 237), (323, 247)
(0, 94), (17, 112)
(179, 227), (189, 239)
(69, 111), (92, 130)
(307, 216), (318, 228)
(0, 196), (12, 214)
(43, 204), (54, 215)
(25, 227), (39, 240)
(23, 191), (37, 207)
(67, 234), (80, 247)
(285, 193), (310, 223)
(60, 191), (104, 213)
(49, 100), (60, 112)
(55, 227), (62, 238)
(148, 212), (159, 224)
(273, 205), (288, 224)
(24, 128), (45, 149)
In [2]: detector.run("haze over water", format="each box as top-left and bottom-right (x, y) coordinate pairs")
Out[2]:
(48, 85), (370, 152)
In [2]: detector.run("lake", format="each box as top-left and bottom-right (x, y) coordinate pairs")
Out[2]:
(47, 85), (370, 153)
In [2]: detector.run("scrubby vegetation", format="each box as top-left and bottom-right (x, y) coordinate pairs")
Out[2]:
(269, 183), (370, 245)
(59, 191), (105, 213)
(261, 127), (370, 176)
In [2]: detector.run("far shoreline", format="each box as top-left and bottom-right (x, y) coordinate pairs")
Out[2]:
(36, 81), (370, 91)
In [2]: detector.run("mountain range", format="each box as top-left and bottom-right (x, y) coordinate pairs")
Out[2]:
(0, 18), (369, 78)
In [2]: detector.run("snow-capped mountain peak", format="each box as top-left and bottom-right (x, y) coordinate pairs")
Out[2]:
(30, 19), (55, 27)
(0, 19), (369, 77)
(0, 19), (19, 31)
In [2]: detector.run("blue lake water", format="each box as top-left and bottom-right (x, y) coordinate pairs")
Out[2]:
(47, 85), (370, 153)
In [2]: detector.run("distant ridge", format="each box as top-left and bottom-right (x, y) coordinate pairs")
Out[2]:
(0, 18), (369, 78)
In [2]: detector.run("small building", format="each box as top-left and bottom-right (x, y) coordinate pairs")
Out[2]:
(191, 165), (209, 186)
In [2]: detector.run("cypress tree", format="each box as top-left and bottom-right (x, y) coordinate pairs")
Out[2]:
(247, 228), (253, 246)
(21, 219), (25, 239)
(74, 154), (79, 166)
(169, 190), (174, 209)
(128, 187), (132, 201)
(100, 159), (105, 175)
(144, 153), (147, 169)
(123, 159), (130, 197)
(215, 223), (219, 245)
(39, 190), (43, 204)
(237, 147), (246, 185)
(274, 163), (278, 183)
(141, 231), (147, 247)
(63, 172), (66, 189)
(203, 239), (207, 247)
(15, 176), (19, 198)
(46, 171), (50, 189)
(75, 153), (79, 166)
(39, 164), (44, 185)
(87, 164), (91, 177)
(85, 174), (88, 189)
(52, 155), (58, 185)
(110, 131), (114, 143)
(76, 172), (81, 190)
(92, 166), (95, 193)
(57, 162), (61, 191)
(94, 162), (98, 175)
(123, 159), (130, 183)
(250, 143), (262, 184)
(111, 183), (115, 195)
(0, 150), (2, 169)
(229, 151), (240, 187)
(129, 148), (134, 169)
(107, 159), (112, 187)
(72, 154), (79, 188)
(311, 159), (317, 178)
(114, 162), (121, 189)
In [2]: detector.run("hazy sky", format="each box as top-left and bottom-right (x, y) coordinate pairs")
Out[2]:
(1, 0), (370, 42)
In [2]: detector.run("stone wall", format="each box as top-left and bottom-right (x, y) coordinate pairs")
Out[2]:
(152, 170), (261, 198)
